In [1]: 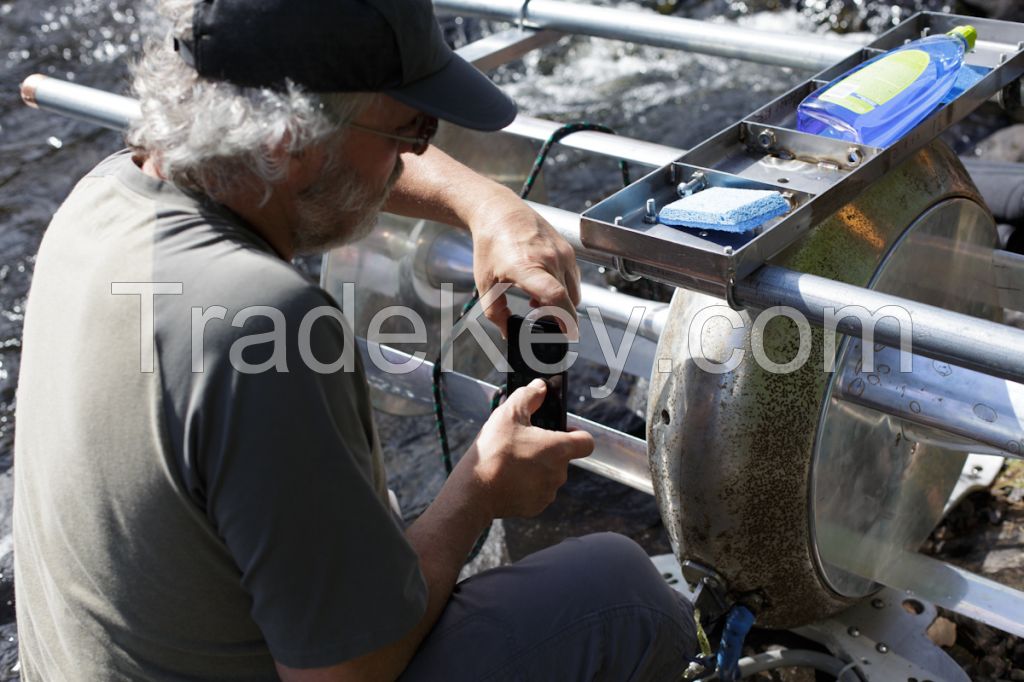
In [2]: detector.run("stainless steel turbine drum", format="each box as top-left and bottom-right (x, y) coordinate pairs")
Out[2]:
(647, 142), (1000, 627)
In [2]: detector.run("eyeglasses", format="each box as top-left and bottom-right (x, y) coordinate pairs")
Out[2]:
(348, 114), (439, 156)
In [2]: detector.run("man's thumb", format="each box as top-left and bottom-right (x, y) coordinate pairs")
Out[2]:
(506, 378), (547, 423)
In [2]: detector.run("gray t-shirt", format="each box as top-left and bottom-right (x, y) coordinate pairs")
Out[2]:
(13, 150), (427, 679)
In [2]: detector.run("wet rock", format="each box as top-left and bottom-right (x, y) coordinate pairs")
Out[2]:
(0, 622), (15, 680)
(948, 643), (977, 669)
(927, 615), (957, 648)
(961, 0), (1024, 22)
(979, 653), (1009, 678)
(1012, 641), (1024, 668)
(975, 126), (1024, 163)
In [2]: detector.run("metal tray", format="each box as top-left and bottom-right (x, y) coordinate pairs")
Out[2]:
(580, 12), (1024, 297)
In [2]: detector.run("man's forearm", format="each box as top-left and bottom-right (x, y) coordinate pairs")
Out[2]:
(385, 146), (520, 230)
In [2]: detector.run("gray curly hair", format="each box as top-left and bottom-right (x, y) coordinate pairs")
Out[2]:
(127, 0), (376, 202)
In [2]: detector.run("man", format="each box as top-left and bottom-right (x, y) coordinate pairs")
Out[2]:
(14, 0), (696, 679)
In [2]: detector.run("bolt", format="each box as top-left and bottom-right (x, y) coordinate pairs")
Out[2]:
(614, 215), (623, 226)
(871, 598), (885, 609)
(847, 626), (860, 637)
(676, 173), (706, 198)
(757, 128), (776, 149)
(1001, 53), (1009, 64)
(724, 246), (733, 256)
(644, 198), (657, 224)
(876, 642), (889, 654)
(847, 147), (863, 166)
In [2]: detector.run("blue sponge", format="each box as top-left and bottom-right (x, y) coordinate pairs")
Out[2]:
(658, 187), (789, 233)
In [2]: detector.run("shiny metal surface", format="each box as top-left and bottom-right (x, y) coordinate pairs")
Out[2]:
(796, 586), (970, 681)
(505, 116), (681, 167)
(19, 73), (140, 130)
(454, 26), (562, 72)
(434, 0), (860, 71)
(325, 213), (666, 412)
(835, 342), (1024, 458)
(813, 529), (1024, 639)
(582, 12), (1024, 291)
(537, 202), (1024, 385)
(812, 198), (1000, 599)
(358, 338), (653, 494)
(646, 142), (990, 628)
(994, 248), (1024, 312)
(734, 265), (1024, 385)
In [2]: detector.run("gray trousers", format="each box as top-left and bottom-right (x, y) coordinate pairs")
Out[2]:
(399, 532), (697, 681)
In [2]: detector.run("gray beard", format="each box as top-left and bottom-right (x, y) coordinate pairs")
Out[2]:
(292, 157), (404, 255)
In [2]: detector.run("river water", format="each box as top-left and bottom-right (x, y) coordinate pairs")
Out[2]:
(0, 0), (1019, 677)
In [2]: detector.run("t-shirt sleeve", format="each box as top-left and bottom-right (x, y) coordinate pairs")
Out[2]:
(188, 286), (427, 668)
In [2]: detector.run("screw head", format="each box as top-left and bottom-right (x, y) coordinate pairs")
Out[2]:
(876, 642), (889, 654)
(757, 129), (776, 149)
(871, 598), (885, 609)
(847, 626), (860, 637)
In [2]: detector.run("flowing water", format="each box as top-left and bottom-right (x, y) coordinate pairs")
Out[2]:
(0, 0), (1019, 677)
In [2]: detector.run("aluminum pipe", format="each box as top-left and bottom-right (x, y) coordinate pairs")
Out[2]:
(434, 0), (862, 71)
(21, 77), (1024, 386)
(735, 265), (1024, 385)
(20, 74), (140, 130)
(531, 203), (1024, 386)
(836, 342), (1024, 457)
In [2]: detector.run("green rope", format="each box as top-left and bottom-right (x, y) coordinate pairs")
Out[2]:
(431, 121), (631, 564)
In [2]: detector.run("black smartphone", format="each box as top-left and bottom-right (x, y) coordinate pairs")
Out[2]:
(506, 314), (569, 431)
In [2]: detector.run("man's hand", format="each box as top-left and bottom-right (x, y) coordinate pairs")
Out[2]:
(466, 188), (582, 339)
(386, 146), (582, 338)
(454, 378), (594, 519)
(276, 380), (593, 682)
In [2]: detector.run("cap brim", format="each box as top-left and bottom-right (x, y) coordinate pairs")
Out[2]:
(386, 53), (517, 132)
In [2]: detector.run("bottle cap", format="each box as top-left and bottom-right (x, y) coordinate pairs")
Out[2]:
(949, 25), (977, 51)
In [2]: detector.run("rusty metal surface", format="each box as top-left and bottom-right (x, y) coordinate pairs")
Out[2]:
(647, 141), (992, 627)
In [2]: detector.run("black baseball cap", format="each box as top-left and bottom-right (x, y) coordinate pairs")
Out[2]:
(173, 0), (517, 131)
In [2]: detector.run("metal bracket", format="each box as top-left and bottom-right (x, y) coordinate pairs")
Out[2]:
(612, 255), (643, 282)
(796, 587), (969, 682)
(652, 555), (730, 626)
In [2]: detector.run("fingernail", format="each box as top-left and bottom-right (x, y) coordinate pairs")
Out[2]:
(529, 378), (546, 389)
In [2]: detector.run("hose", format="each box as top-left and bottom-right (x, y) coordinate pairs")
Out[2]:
(703, 648), (863, 680)
(715, 605), (755, 681)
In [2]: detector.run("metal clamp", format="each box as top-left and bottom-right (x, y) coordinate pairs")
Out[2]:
(681, 560), (730, 624)
(612, 255), (643, 282)
(517, 0), (532, 31)
(724, 273), (742, 311)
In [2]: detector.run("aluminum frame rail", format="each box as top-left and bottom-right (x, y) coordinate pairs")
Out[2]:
(359, 338), (653, 493)
(433, 0), (861, 71)
(19, 73), (1024, 395)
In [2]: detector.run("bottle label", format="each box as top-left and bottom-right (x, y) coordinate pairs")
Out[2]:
(819, 49), (931, 115)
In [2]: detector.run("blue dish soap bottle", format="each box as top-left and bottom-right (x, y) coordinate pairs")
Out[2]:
(797, 25), (977, 148)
